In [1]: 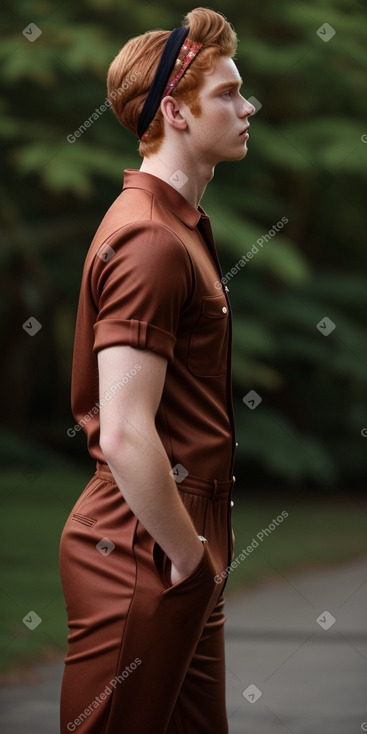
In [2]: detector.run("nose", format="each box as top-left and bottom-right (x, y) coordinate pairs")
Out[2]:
(245, 98), (256, 116)
(240, 96), (256, 117)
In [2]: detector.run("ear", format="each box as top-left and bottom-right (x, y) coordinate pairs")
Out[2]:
(160, 96), (188, 132)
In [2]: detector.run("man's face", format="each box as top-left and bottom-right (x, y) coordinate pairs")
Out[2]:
(183, 56), (254, 165)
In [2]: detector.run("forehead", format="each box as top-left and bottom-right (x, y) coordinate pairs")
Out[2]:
(199, 56), (243, 94)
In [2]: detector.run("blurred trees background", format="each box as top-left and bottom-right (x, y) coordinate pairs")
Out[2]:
(1, 0), (367, 491)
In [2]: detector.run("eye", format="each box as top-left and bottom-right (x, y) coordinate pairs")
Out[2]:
(221, 91), (231, 98)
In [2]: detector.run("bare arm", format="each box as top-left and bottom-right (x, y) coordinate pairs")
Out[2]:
(98, 345), (204, 583)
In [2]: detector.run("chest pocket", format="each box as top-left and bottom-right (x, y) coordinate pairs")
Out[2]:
(188, 294), (229, 377)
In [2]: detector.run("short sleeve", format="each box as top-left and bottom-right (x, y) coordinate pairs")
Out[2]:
(91, 221), (193, 363)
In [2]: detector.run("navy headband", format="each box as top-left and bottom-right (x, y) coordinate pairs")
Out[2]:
(137, 27), (190, 141)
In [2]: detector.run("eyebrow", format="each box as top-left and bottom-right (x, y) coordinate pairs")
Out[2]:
(212, 79), (244, 94)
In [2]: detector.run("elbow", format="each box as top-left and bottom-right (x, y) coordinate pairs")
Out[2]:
(99, 430), (127, 467)
(100, 417), (157, 468)
(99, 424), (145, 468)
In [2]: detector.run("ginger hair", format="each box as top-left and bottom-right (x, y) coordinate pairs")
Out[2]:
(106, 7), (238, 157)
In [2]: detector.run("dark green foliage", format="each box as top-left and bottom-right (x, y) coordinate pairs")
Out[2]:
(1, 0), (366, 489)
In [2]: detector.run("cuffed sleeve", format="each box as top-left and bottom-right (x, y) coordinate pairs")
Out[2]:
(91, 221), (193, 363)
(93, 318), (177, 362)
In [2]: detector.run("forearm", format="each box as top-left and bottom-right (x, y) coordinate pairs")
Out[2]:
(102, 424), (204, 576)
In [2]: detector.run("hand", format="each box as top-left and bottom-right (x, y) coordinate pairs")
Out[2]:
(169, 562), (187, 586)
(168, 543), (205, 586)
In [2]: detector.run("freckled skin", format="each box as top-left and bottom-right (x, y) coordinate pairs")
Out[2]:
(182, 56), (254, 165)
(142, 56), (255, 208)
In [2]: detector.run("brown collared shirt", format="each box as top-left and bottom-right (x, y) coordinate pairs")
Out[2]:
(71, 170), (236, 483)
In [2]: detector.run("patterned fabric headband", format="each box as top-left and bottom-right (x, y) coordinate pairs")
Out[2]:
(137, 27), (203, 141)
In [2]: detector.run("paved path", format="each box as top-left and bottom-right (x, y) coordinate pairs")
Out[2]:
(225, 554), (367, 734)
(1, 555), (366, 734)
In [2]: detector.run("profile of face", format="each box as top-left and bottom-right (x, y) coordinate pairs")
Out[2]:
(164, 56), (256, 165)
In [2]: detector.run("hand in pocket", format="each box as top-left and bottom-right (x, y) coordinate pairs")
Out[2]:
(168, 544), (205, 586)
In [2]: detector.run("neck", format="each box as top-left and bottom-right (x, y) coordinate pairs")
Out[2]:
(139, 143), (215, 209)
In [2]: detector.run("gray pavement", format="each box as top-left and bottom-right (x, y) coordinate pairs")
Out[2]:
(0, 555), (366, 734)
(225, 554), (367, 734)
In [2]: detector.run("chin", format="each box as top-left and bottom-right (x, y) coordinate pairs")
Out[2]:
(222, 147), (248, 162)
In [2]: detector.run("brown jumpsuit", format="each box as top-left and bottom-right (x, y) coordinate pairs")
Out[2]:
(59, 170), (237, 733)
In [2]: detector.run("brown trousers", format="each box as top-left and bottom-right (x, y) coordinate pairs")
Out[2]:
(59, 463), (234, 733)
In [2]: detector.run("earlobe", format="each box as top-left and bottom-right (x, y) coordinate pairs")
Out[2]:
(173, 112), (188, 131)
(161, 96), (188, 131)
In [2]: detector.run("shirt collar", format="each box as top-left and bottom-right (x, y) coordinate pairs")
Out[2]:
(122, 169), (209, 229)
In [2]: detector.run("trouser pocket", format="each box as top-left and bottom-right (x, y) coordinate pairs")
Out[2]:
(153, 538), (217, 599)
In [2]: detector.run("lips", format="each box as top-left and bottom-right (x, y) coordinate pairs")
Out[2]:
(240, 126), (250, 135)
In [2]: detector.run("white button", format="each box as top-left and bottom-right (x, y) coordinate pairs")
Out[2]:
(225, 286), (229, 293)
(222, 306), (227, 314)
(236, 442), (239, 447)
(231, 500), (234, 507)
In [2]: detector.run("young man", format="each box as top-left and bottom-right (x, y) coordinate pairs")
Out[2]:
(60, 7), (255, 733)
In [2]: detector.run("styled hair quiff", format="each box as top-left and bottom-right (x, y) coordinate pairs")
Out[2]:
(107, 7), (238, 157)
